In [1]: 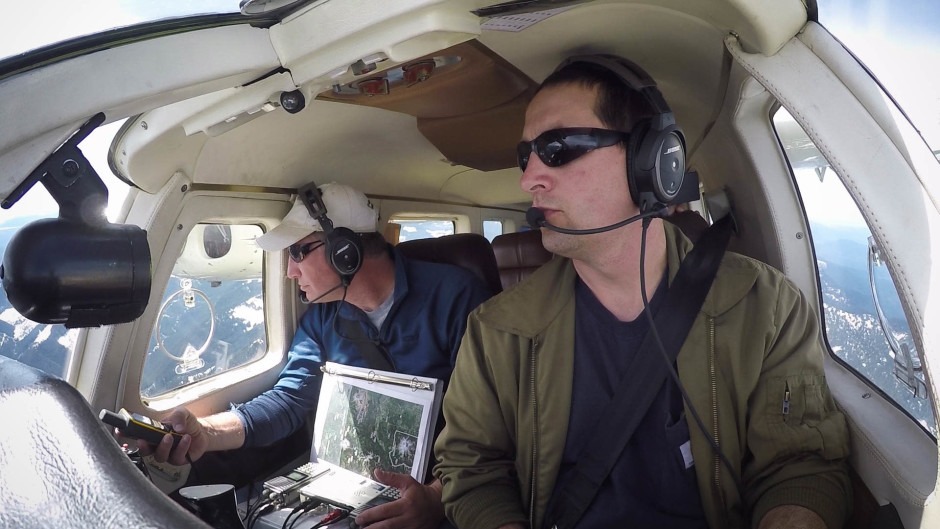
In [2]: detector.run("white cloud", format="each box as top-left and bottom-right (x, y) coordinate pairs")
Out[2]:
(230, 296), (264, 330)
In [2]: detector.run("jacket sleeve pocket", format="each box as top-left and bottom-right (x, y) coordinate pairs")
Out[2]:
(760, 374), (849, 461)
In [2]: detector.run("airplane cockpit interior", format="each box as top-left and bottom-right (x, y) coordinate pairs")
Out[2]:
(0, 0), (938, 528)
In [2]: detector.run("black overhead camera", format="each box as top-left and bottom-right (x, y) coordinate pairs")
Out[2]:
(0, 113), (151, 328)
(279, 89), (306, 114)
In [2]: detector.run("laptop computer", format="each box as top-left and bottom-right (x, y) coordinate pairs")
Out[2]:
(298, 362), (442, 511)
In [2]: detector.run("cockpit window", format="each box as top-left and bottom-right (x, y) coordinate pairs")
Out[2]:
(141, 223), (267, 399)
(774, 108), (937, 436)
(0, 1), (238, 62)
(391, 219), (456, 243)
(816, 0), (940, 155)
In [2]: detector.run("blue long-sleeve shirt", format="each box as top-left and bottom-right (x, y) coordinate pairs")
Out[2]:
(233, 247), (492, 447)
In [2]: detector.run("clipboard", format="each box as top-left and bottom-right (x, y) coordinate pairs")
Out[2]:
(320, 363), (436, 392)
(312, 362), (443, 482)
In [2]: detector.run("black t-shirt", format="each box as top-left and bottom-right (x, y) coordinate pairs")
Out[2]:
(548, 276), (707, 528)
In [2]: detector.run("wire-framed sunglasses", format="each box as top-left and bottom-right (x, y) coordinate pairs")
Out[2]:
(288, 240), (325, 263)
(516, 127), (630, 171)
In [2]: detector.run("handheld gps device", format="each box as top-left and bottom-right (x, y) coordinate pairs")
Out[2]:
(99, 408), (183, 449)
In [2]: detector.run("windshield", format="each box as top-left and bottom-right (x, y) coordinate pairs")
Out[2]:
(817, 0), (940, 155)
(0, 0), (238, 62)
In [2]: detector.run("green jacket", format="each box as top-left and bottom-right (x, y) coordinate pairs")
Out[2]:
(434, 223), (851, 529)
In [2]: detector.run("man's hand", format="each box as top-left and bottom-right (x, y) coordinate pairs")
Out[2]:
(354, 469), (445, 529)
(134, 407), (209, 466)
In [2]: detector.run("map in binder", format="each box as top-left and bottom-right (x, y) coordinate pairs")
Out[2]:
(298, 362), (442, 510)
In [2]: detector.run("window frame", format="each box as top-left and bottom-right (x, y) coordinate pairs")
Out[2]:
(388, 213), (463, 242)
(116, 190), (293, 413)
(772, 104), (936, 437)
(140, 222), (268, 401)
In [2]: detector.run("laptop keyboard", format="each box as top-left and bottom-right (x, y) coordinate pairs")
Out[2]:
(348, 487), (402, 517)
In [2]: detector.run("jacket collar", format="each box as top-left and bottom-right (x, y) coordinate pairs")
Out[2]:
(477, 222), (760, 336)
(389, 245), (411, 306)
(337, 244), (409, 321)
(667, 221), (760, 317)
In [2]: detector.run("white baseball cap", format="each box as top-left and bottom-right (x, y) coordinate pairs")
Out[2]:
(255, 182), (378, 251)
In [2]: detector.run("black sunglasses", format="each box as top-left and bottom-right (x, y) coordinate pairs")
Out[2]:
(288, 241), (325, 263)
(517, 127), (630, 171)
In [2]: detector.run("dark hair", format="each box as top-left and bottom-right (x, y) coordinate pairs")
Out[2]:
(359, 232), (388, 256)
(537, 60), (655, 132)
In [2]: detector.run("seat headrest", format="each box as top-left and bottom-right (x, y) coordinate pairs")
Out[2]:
(396, 233), (502, 294)
(491, 230), (553, 290)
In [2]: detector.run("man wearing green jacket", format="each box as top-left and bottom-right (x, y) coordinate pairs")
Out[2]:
(433, 55), (850, 529)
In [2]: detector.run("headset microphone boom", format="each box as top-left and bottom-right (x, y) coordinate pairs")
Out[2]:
(525, 206), (665, 235)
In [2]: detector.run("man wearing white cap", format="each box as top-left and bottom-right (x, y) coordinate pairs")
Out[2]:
(146, 182), (492, 529)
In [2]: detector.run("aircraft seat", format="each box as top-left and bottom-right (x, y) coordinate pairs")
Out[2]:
(489, 210), (709, 292)
(396, 232), (503, 295)
(0, 355), (210, 529)
(491, 230), (554, 291)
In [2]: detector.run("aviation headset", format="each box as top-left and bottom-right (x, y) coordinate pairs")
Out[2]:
(298, 182), (364, 287)
(554, 54), (687, 214)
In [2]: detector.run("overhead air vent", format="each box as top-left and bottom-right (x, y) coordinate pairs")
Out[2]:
(472, 0), (594, 18)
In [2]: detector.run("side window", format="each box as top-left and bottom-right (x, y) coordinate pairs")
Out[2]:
(391, 218), (455, 242)
(0, 120), (128, 379)
(140, 223), (267, 398)
(0, 295), (78, 378)
(483, 219), (504, 242)
(774, 108), (936, 435)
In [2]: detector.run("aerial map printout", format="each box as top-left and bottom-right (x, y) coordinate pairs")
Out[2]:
(314, 362), (441, 481)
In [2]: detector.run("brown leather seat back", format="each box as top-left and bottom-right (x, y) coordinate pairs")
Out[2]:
(491, 230), (553, 290)
(396, 232), (503, 294)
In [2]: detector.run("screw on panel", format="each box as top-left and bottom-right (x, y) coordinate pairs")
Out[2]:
(62, 159), (80, 178)
(796, 232), (804, 239)
(181, 185), (188, 193)
(140, 121), (148, 130)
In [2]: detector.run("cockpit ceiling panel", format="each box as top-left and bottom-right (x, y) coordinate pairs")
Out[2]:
(317, 40), (536, 172)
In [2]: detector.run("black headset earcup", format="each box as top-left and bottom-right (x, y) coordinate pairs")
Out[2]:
(324, 227), (363, 284)
(626, 119), (649, 209)
(627, 120), (686, 213)
(654, 127), (686, 205)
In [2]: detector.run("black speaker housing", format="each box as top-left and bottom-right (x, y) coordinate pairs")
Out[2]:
(1, 218), (151, 328)
(179, 484), (245, 529)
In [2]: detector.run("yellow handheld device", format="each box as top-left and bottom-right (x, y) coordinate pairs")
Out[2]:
(99, 408), (183, 449)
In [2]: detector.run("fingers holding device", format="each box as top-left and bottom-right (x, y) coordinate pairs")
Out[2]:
(99, 408), (183, 450)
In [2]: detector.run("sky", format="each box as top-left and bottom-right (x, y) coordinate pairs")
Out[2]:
(819, 0), (940, 149)
(0, 121), (128, 224)
(0, 0), (936, 226)
(0, 1), (235, 63)
(0, 1), (233, 225)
